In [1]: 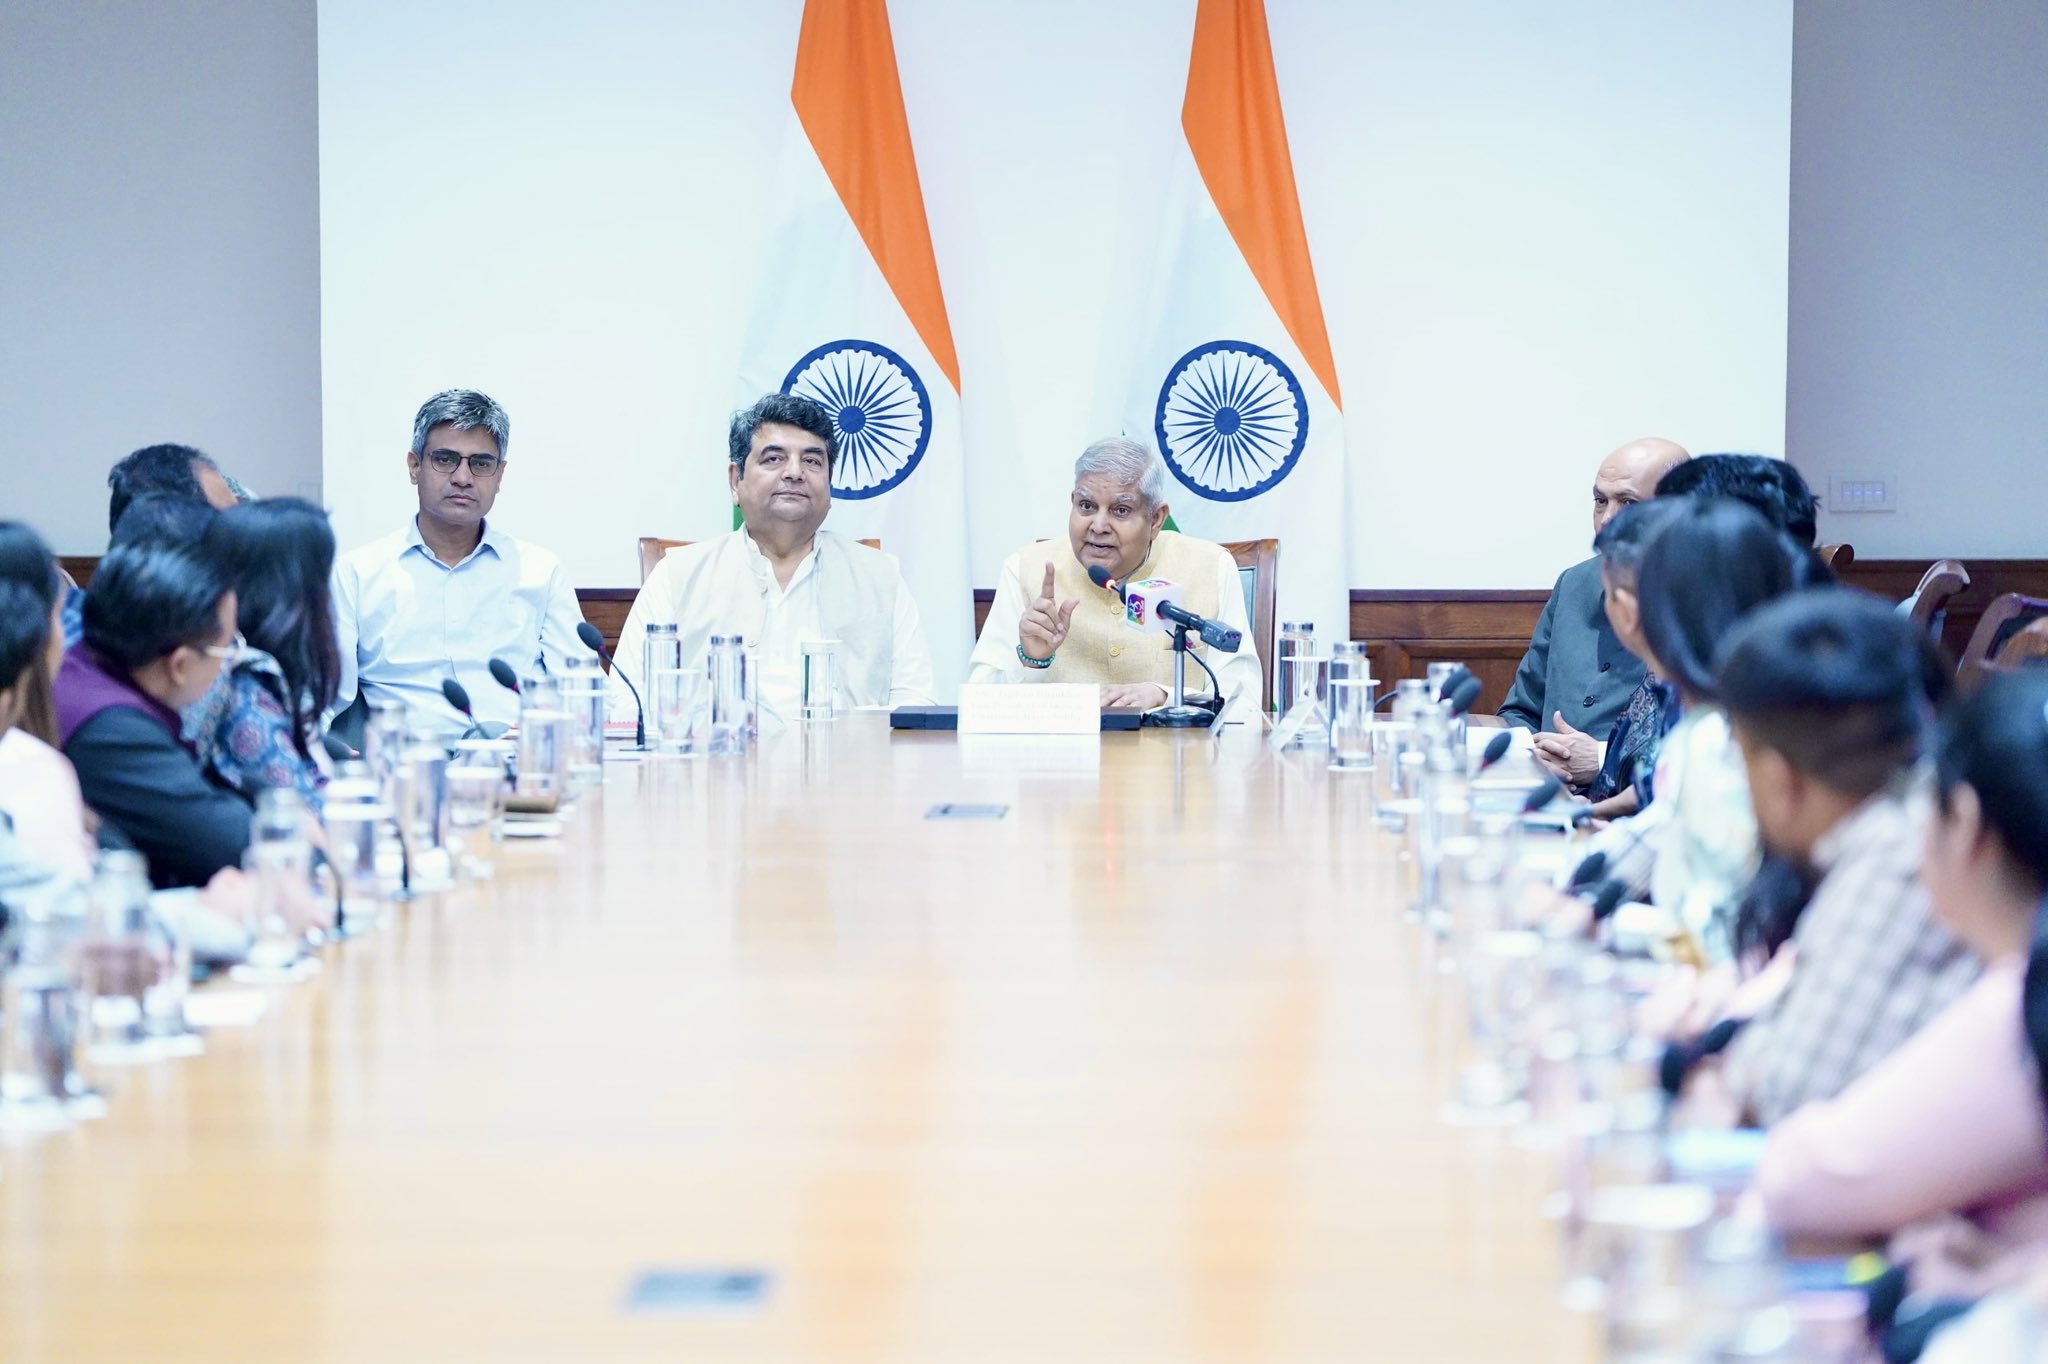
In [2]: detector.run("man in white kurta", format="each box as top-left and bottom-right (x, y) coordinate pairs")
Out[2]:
(607, 395), (935, 722)
(968, 438), (1260, 709)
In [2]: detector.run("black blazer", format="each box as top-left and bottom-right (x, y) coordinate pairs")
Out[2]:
(65, 707), (253, 889)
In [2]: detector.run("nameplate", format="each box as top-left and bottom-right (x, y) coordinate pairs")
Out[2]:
(957, 683), (1101, 735)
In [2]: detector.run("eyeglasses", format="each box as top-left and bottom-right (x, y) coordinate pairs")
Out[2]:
(201, 631), (248, 662)
(423, 451), (503, 478)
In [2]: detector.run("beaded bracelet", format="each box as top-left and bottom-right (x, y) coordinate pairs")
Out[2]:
(1017, 644), (1054, 670)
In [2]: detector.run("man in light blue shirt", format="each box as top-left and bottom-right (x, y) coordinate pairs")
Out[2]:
(331, 390), (592, 739)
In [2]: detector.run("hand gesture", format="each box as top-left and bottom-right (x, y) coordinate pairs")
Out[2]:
(1019, 562), (1079, 663)
(1532, 710), (1605, 788)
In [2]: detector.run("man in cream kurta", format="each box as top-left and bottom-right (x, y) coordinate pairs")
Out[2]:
(607, 394), (935, 723)
(967, 438), (1260, 709)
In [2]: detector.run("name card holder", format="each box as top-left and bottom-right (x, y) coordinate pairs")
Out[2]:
(957, 683), (1102, 736)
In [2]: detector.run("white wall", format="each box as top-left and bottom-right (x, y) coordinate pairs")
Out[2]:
(1789, 0), (2048, 558)
(318, 0), (1793, 598)
(0, 0), (321, 553)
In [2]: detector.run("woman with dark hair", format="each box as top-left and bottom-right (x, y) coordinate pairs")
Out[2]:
(192, 498), (340, 810)
(1757, 668), (2048, 1282)
(1577, 498), (1821, 961)
(0, 522), (95, 879)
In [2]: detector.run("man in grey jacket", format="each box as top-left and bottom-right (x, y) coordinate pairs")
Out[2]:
(1493, 437), (1689, 786)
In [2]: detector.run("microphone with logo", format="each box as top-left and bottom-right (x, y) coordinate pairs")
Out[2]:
(1085, 565), (1241, 728)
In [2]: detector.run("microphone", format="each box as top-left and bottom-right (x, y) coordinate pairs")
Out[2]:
(1567, 850), (1609, 891)
(1523, 774), (1566, 814)
(488, 658), (522, 696)
(1590, 879), (1628, 923)
(1120, 578), (1242, 653)
(1446, 673), (1484, 717)
(1086, 564), (1123, 598)
(1478, 731), (1514, 771)
(321, 732), (357, 762)
(441, 677), (484, 739)
(576, 621), (644, 750)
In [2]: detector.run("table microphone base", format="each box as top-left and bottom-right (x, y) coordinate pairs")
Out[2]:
(1144, 704), (1217, 729)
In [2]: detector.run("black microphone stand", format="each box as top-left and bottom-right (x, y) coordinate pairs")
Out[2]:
(1146, 622), (1220, 729)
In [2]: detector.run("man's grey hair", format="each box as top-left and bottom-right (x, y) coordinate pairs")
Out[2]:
(1074, 436), (1168, 507)
(411, 389), (510, 459)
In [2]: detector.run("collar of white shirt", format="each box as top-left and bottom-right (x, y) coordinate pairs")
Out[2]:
(739, 529), (818, 599)
(402, 515), (513, 570)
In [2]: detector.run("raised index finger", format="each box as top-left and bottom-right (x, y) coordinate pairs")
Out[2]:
(1039, 561), (1057, 602)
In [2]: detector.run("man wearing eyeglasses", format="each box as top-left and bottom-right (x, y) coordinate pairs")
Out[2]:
(331, 389), (593, 738)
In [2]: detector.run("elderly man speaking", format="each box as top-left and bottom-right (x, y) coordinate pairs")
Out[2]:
(968, 437), (1260, 710)
(1491, 436), (1689, 787)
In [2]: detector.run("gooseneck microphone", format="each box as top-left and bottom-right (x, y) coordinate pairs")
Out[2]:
(488, 658), (522, 696)
(1445, 673), (1484, 718)
(576, 621), (645, 750)
(1085, 564), (1121, 596)
(1478, 731), (1514, 771)
(322, 732), (357, 762)
(441, 677), (486, 741)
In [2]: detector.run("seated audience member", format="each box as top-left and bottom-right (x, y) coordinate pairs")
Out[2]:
(1582, 499), (1691, 816)
(1756, 670), (2048, 1272)
(1694, 589), (1977, 1125)
(190, 499), (341, 810)
(1496, 438), (1689, 777)
(1582, 499), (1820, 960)
(55, 540), (251, 888)
(107, 442), (240, 533)
(0, 524), (94, 881)
(71, 443), (243, 648)
(332, 389), (592, 738)
(0, 578), (78, 924)
(111, 491), (221, 551)
(968, 437), (1259, 710)
(1653, 452), (1819, 547)
(608, 393), (935, 719)
(1537, 449), (1821, 790)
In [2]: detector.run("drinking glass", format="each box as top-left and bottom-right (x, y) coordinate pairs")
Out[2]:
(1327, 676), (1375, 771)
(643, 626), (684, 745)
(445, 756), (504, 878)
(800, 639), (838, 722)
(79, 851), (156, 1066)
(323, 764), (386, 936)
(238, 788), (315, 980)
(139, 893), (200, 1057)
(560, 657), (607, 788)
(2, 884), (89, 1129)
(652, 667), (705, 756)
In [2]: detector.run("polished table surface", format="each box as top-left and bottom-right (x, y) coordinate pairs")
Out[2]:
(0, 717), (1596, 1362)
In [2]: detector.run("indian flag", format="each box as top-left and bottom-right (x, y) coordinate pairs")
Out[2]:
(1122, 0), (1350, 645)
(736, 0), (971, 697)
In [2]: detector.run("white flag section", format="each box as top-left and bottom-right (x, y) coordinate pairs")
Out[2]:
(1122, 0), (1350, 655)
(735, 0), (972, 699)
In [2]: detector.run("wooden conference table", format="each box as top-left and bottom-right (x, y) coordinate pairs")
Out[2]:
(0, 717), (1595, 1362)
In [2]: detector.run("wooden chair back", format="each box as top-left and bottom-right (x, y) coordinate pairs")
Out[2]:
(1816, 542), (1855, 571)
(1219, 539), (1279, 713)
(1996, 617), (2048, 670)
(639, 535), (878, 583)
(1903, 559), (1970, 630)
(1958, 593), (2048, 689)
